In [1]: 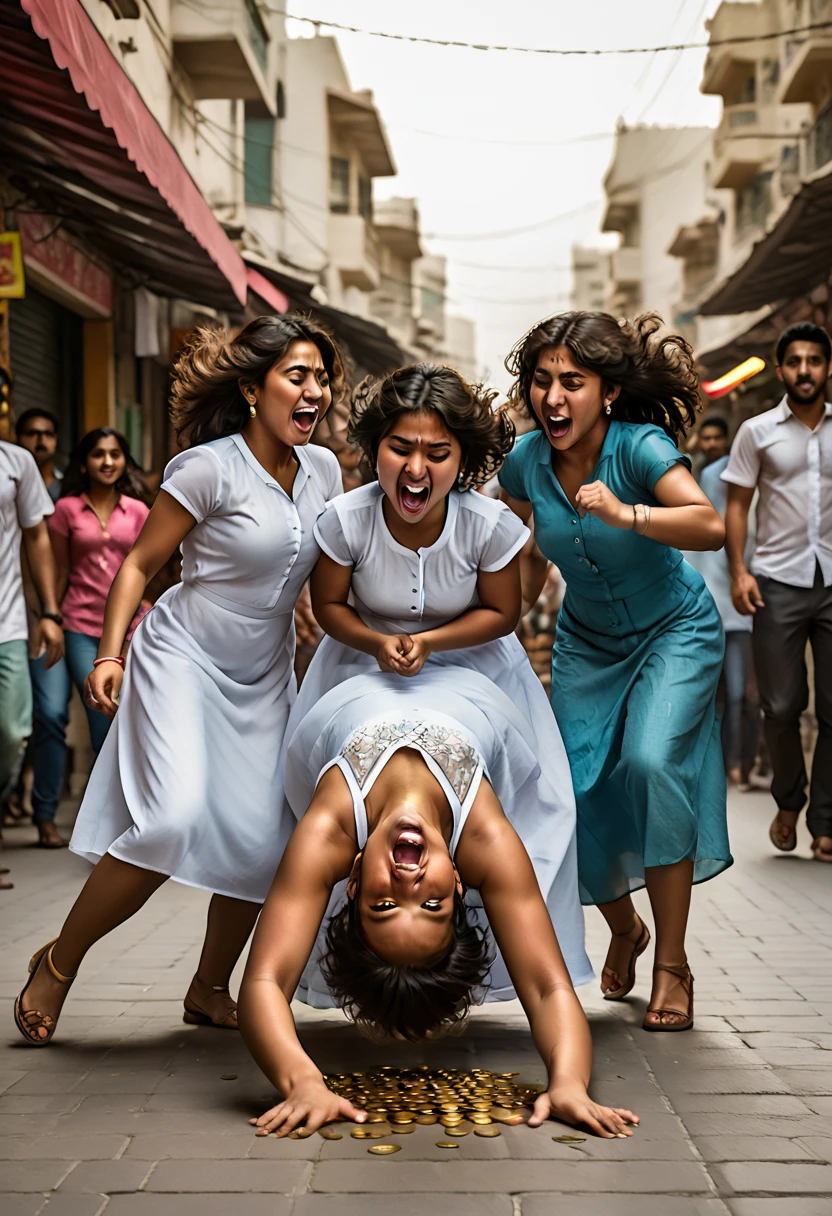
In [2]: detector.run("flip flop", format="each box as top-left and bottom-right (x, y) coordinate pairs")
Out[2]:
(811, 839), (832, 863)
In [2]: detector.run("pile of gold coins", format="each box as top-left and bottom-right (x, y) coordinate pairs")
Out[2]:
(315, 1066), (542, 1152)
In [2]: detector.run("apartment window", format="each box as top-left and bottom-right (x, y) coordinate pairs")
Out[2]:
(358, 176), (373, 222)
(736, 171), (773, 239)
(329, 157), (350, 214)
(244, 103), (274, 206)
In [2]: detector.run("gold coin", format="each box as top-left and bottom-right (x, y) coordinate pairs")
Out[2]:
(448, 1128), (471, 1137)
(288, 1127), (314, 1139)
(367, 1129), (389, 1138)
(471, 1102), (492, 1111)
(366, 1114), (387, 1123)
(390, 1112), (414, 1124)
(318, 1128), (343, 1140)
(502, 1114), (524, 1125)
(436, 1141), (458, 1149)
(552, 1135), (586, 1143)
(390, 1124), (414, 1134)
(470, 1115), (492, 1125)
(474, 1126), (501, 1138)
(439, 1114), (463, 1126)
(414, 1114), (437, 1125)
(219, 1074), (237, 1081)
(351, 1128), (372, 1139)
(439, 1102), (460, 1112)
(368, 1143), (401, 1155)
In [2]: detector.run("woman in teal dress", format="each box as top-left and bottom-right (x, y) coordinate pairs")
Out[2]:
(499, 311), (731, 1033)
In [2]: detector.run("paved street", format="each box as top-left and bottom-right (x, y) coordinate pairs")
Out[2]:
(1, 785), (831, 1215)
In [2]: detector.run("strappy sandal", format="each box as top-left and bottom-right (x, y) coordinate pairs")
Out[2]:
(643, 962), (694, 1033)
(14, 938), (75, 1046)
(601, 913), (651, 1001)
(769, 812), (798, 852)
(183, 982), (238, 1029)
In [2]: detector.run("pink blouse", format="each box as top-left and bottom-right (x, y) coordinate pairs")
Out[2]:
(49, 494), (150, 639)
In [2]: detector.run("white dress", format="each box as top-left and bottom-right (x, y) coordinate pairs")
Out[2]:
(284, 676), (593, 1006)
(70, 432), (342, 903)
(282, 482), (592, 1002)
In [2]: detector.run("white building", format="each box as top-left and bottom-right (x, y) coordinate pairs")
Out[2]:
(571, 246), (610, 312)
(443, 315), (479, 383)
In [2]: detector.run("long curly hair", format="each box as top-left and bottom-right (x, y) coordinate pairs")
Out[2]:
(320, 891), (493, 1042)
(169, 313), (345, 448)
(60, 428), (149, 504)
(348, 363), (514, 490)
(505, 311), (701, 444)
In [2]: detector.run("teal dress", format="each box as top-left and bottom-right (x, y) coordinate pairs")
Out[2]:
(499, 422), (732, 906)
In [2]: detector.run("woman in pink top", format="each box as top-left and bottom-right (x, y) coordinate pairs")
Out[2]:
(30, 429), (149, 847)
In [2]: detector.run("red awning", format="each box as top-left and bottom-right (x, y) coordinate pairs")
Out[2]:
(0, 0), (246, 308)
(246, 267), (290, 314)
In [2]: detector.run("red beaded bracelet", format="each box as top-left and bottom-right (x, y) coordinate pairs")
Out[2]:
(93, 656), (125, 670)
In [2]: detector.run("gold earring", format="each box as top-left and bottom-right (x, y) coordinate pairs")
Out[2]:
(248, 397), (257, 418)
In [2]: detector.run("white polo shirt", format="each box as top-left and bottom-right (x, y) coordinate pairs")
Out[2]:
(0, 441), (54, 645)
(721, 397), (832, 588)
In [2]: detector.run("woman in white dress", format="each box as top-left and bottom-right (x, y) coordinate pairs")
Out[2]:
(285, 364), (586, 973)
(239, 678), (637, 1140)
(14, 314), (344, 1046)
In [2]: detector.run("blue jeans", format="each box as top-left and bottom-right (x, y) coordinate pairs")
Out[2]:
(721, 630), (760, 776)
(30, 631), (110, 824)
(0, 639), (32, 799)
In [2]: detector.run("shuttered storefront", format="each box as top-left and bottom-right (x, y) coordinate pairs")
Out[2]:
(8, 285), (82, 462)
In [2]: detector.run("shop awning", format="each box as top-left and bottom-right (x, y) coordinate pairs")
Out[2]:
(0, 0), (247, 310)
(246, 267), (290, 314)
(700, 170), (832, 316)
(243, 254), (407, 376)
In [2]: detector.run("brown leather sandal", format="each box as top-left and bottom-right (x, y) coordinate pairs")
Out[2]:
(601, 913), (651, 1001)
(183, 982), (238, 1029)
(14, 939), (76, 1046)
(769, 812), (798, 852)
(643, 962), (694, 1032)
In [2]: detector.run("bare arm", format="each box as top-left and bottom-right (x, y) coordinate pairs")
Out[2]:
(21, 520), (64, 668)
(500, 491), (549, 611)
(575, 464), (725, 551)
(725, 484), (764, 615)
(459, 787), (638, 1137)
(239, 780), (366, 1136)
(84, 491), (197, 716)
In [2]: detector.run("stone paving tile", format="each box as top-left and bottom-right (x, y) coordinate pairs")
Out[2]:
(710, 1162), (832, 1194)
(0, 1161), (75, 1191)
(694, 1135), (816, 1161)
(294, 1197), (513, 1216)
(522, 1199), (728, 1216)
(0, 1134), (128, 1159)
(144, 1160), (309, 1192)
(726, 1202), (832, 1215)
(309, 1159), (714, 1192)
(103, 1198), (292, 1216)
(0, 1199), (47, 1216)
(39, 1198), (110, 1216)
(57, 1162), (155, 1193)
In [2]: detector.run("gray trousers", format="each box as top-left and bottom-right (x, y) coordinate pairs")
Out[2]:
(753, 568), (832, 838)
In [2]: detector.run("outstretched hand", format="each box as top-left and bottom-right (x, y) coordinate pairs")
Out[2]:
(249, 1078), (367, 1138)
(529, 1082), (639, 1139)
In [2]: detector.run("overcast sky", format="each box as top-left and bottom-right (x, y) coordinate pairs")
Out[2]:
(286, 0), (726, 390)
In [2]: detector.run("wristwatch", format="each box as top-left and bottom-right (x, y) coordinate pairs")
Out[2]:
(40, 612), (63, 626)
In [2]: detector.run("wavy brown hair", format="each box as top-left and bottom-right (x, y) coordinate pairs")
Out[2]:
(506, 311), (701, 444)
(169, 313), (345, 447)
(348, 363), (514, 490)
(320, 891), (493, 1042)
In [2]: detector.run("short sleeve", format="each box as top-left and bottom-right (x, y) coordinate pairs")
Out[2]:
(47, 497), (72, 538)
(720, 421), (760, 489)
(628, 426), (691, 494)
(313, 502), (354, 566)
(326, 452), (344, 501)
(480, 504), (531, 572)
(496, 443), (531, 502)
(160, 446), (222, 523)
(14, 448), (54, 529)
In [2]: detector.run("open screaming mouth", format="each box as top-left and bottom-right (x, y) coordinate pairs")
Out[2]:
(400, 484), (429, 514)
(545, 416), (571, 440)
(393, 830), (423, 869)
(292, 406), (318, 432)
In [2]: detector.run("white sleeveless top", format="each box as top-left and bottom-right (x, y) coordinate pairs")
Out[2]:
(319, 712), (484, 855)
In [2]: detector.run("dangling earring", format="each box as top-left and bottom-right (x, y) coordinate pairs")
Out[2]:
(605, 402), (612, 416)
(247, 395), (257, 419)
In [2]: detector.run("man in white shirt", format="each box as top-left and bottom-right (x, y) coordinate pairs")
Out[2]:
(722, 322), (832, 862)
(0, 440), (65, 887)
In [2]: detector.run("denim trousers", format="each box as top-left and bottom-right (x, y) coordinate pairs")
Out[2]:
(30, 630), (110, 824)
(0, 639), (32, 798)
(721, 630), (760, 775)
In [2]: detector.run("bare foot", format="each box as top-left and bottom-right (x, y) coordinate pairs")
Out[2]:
(644, 964), (692, 1029)
(37, 823), (68, 849)
(184, 976), (238, 1028)
(769, 809), (798, 851)
(18, 949), (74, 1042)
(601, 916), (645, 997)
(812, 836), (832, 863)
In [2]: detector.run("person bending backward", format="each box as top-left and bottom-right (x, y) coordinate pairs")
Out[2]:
(499, 311), (731, 1033)
(14, 314), (345, 1045)
(723, 322), (832, 862)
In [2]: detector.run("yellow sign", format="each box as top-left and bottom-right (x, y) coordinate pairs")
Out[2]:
(0, 232), (25, 298)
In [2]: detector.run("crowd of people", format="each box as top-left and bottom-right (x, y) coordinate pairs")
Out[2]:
(2, 309), (829, 1139)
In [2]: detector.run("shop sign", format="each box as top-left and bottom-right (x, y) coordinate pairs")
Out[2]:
(17, 214), (113, 315)
(0, 233), (25, 298)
